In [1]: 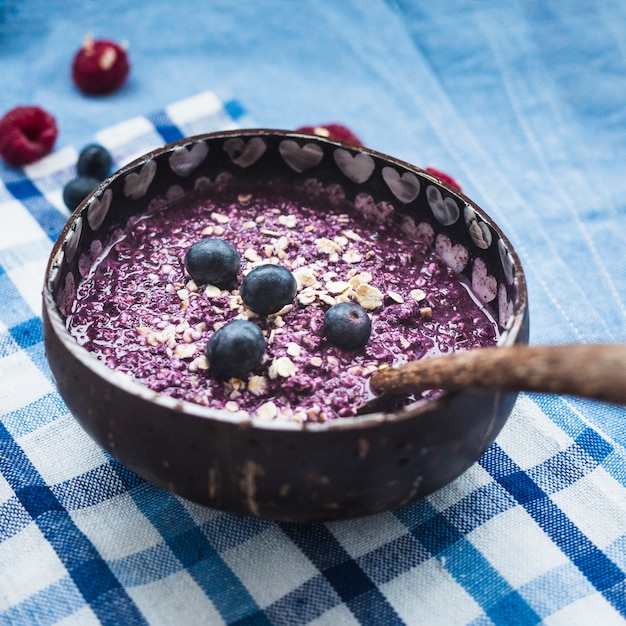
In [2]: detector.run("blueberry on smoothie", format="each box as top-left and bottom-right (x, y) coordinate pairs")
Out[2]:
(323, 302), (372, 351)
(240, 264), (297, 316)
(185, 238), (241, 287)
(77, 144), (113, 181)
(205, 319), (266, 379)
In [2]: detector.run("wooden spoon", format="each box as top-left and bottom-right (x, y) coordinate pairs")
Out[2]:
(367, 343), (626, 407)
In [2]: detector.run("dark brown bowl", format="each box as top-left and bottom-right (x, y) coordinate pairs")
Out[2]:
(42, 130), (528, 522)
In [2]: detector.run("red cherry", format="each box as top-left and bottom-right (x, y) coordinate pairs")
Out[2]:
(296, 123), (363, 146)
(72, 36), (130, 95)
(425, 166), (462, 192)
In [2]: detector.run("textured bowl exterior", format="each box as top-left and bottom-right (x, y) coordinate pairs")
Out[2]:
(42, 130), (529, 522)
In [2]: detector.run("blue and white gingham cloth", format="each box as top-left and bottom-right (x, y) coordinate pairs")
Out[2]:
(2, 91), (626, 625)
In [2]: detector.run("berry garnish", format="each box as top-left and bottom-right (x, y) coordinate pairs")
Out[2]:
(324, 302), (372, 351)
(77, 143), (112, 180)
(185, 238), (241, 288)
(72, 36), (130, 95)
(296, 123), (362, 146)
(63, 176), (102, 210)
(205, 319), (266, 379)
(0, 105), (58, 167)
(425, 166), (462, 192)
(240, 264), (298, 316)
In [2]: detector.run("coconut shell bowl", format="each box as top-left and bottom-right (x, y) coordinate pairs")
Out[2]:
(42, 129), (528, 523)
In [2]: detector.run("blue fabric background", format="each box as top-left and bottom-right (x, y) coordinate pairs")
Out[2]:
(2, 2), (626, 624)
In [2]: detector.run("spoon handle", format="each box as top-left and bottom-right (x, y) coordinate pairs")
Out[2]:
(370, 344), (626, 405)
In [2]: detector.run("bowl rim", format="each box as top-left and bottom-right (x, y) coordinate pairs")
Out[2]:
(42, 128), (529, 433)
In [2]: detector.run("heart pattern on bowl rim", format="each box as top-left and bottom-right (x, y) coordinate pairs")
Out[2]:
(472, 257), (498, 303)
(354, 193), (395, 224)
(435, 233), (469, 273)
(426, 185), (460, 225)
(400, 215), (435, 247)
(464, 206), (492, 250)
(193, 172), (236, 193)
(223, 137), (267, 168)
(78, 239), (104, 278)
(64, 216), (83, 263)
(382, 167), (420, 203)
(168, 142), (209, 177)
(279, 140), (324, 173)
(87, 188), (113, 231)
(123, 160), (157, 200)
(333, 149), (375, 184)
(56, 272), (76, 317)
(498, 283), (514, 329)
(498, 239), (516, 285)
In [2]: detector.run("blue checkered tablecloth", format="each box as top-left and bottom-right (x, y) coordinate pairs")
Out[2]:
(2, 89), (626, 625)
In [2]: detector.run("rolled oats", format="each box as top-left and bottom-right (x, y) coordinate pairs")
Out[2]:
(342, 249), (362, 264)
(355, 283), (383, 310)
(287, 342), (301, 357)
(326, 280), (351, 294)
(387, 290), (404, 304)
(244, 248), (261, 262)
(248, 375), (268, 396)
(204, 284), (222, 298)
(269, 356), (298, 379)
(410, 288), (427, 302)
(211, 212), (230, 224)
(257, 401), (278, 420)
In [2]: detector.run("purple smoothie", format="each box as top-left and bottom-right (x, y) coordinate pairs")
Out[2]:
(66, 184), (499, 421)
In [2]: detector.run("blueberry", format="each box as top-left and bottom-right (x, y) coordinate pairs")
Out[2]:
(240, 264), (297, 316)
(185, 238), (241, 287)
(205, 319), (266, 379)
(77, 143), (113, 180)
(323, 302), (372, 351)
(63, 176), (102, 210)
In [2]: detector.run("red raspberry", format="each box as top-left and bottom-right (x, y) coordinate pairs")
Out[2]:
(296, 123), (363, 146)
(0, 105), (58, 167)
(425, 166), (462, 192)
(72, 36), (130, 95)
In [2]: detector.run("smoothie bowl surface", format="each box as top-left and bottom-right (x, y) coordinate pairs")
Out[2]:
(43, 130), (528, 522)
